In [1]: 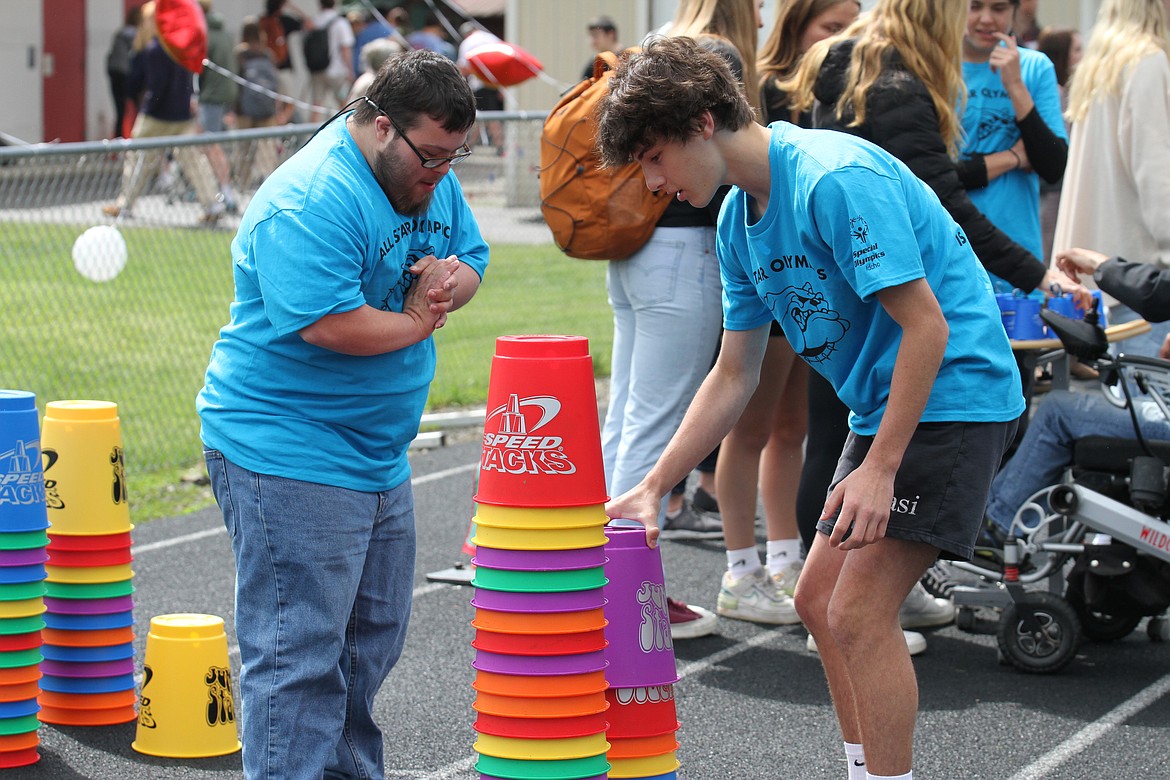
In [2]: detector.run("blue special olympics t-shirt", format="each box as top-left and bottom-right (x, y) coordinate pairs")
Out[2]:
(962, 48), (1066, 275)
(198, 118), (489, 492)
(718, 123), (1024, 435)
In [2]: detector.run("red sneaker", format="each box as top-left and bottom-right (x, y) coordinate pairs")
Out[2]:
(667, 597), (717, 639)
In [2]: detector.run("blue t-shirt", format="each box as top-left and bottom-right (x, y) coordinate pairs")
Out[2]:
(718, 123), (1024, 434)
(961, 48), (1066, 282)
(197, 118), (489, 492)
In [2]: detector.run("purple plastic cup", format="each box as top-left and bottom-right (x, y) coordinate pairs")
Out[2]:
(602, 525), (680, 688)
(0, 549), (48, 567)
(43, 595), (134, 615)
(40, 657), (136, 678)
(472, 546), (608, 572)
(472, 648), (607, 676)
(471, 587), (606, 614)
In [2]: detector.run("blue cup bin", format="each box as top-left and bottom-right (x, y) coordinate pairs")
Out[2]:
(1013, 297), (1045, 340)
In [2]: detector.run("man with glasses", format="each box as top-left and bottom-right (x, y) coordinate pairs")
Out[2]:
(197, 50), (487, 780)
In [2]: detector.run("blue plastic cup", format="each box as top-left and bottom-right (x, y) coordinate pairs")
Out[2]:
(0, 391), (50, 534)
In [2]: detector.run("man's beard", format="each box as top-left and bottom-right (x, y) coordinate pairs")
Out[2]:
(373, 147), (435, 217)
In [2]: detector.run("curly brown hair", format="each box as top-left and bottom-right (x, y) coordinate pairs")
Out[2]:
(596, 36), (756, 168)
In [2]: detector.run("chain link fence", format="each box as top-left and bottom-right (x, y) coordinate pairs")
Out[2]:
(0, 113), (587, 481)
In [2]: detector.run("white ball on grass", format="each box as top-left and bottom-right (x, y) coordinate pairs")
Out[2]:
(72, 225), (128, 283)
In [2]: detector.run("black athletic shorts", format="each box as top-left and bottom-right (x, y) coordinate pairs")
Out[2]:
(815, 419), (1017, 560)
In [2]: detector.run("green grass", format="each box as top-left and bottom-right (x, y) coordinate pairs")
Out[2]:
(1, 222), (611, 522)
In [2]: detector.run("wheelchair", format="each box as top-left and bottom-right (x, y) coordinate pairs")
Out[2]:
(950, 307), (1170, 673)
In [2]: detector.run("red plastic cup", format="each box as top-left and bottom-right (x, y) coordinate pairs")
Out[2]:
(602, 525), (680, 688)
(473, 690), (608, 719)
(475, 336), (608, 508)
(45, 547), (133, 568)
(472, 627), (607, 656)
(47, 532), (132, 552)
(0, 632), (41, 653)
(472, 607), (607, 636)
(472, 669), (608, 699)
(0, 747), (39, 768)
(474, 709), (607, 739)
(605, 685), (679, 739)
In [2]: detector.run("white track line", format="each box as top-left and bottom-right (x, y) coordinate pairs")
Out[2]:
(1008, 671), (1170, 780)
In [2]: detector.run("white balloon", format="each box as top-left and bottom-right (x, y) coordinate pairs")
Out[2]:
(72, 225), (128, 283)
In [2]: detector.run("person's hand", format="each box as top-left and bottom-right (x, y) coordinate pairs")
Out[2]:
(1010, 138), (1032, 173)
(989, 33), (1023, 88)
(605, 483), (664, 548)
(1042, 268), (1094, 311)
(1055, 248), (1109, 282)
(1160, 333), (1170, 361)
(820, 462), (894, 551)
(404, 255), (459, 334)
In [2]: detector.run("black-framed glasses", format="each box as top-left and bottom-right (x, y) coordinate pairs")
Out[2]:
(364, 97), (472, 169)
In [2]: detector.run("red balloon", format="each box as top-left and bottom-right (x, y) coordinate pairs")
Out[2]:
(155, 0), (207, 74)
(465, 42), (544, 87)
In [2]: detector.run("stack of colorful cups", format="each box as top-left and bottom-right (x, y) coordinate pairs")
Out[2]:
(37, 401), (136, 726)
(470, 335), (613, 780)
(601, 524), (682, 780)
(0, 390), (52, 768)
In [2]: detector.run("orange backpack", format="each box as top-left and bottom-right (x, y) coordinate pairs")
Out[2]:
(539, 49), (672, 260)
(259, 14), (288, 68)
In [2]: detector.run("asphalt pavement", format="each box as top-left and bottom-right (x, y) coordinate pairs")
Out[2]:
(13, 436), (1170, 780)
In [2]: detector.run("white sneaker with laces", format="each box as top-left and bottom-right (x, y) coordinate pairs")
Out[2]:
(899, 582), (956, 629)
(716, 569), (801, 624)
(771, 559), (803, 597)
(806, 630), (927, 656)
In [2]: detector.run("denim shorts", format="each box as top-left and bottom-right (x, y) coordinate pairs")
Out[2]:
(816, 419), (1017, 560)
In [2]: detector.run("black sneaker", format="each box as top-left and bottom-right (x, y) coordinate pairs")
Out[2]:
(692, 486), (720, 515)
(920, 561), (960, 599)
(660, 504), (723, 540)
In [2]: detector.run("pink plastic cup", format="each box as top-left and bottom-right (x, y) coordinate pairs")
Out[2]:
(602, 525), (680, 688)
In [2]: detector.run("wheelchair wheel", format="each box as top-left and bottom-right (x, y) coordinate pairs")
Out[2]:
(1066, 589), (1143, 642)
(997, 592), (1081, 674)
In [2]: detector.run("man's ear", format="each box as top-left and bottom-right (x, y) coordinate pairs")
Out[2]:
(700, 109), (716, 140)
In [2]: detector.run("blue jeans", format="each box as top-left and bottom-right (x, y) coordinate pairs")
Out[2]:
(204, 450), (416, 780)
(986, 390), (1170, 533)
(601, 226), (723, 521)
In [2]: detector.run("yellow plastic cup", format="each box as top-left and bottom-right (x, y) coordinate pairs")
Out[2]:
(0, 598), (46, 619)
(607, 751), (681, 778)
(45, 563), (134, 584)
(472, 524), (607, 551)
(472, 504), (608, 531)
(473, 731), (609, 760)
(131, 614), (241, 758)
(39, 401), (133, 536)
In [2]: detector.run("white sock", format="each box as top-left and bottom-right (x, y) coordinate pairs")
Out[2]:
(726, 547), (762, 581)
(766, 538), (802, 576)
(866, 772), (911, 779)
(845, 742), (866, 780)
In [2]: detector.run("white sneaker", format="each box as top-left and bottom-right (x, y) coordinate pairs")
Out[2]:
(716, 569), (801, 624)
(668, 599), (718, 640)
(771, 559), (803, 597)
(806, 630), (927, 656)
(899, 582), (956, 629)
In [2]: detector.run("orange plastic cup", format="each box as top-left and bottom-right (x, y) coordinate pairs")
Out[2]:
(472, 607), (607, 636)
(0, 681), (39, 703)
(473, 669), (608, 699)
(0, 730), (38, 752)
(38, 688), (138, 710)
(475, 336), (608, 508)
(473, 690), (608, 719)
(40, 705), (138, 726)
(41, 626), (135, 647)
